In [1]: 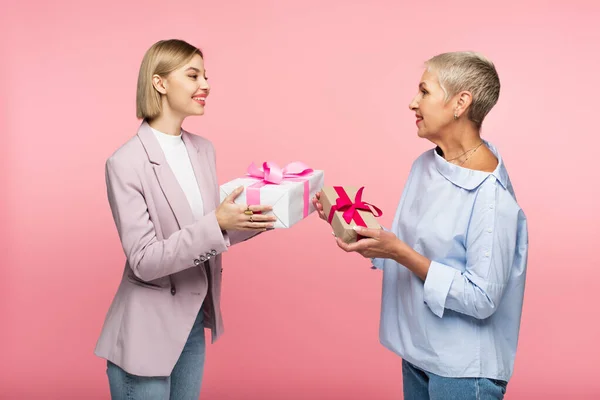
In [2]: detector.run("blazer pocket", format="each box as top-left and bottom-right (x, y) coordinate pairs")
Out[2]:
(126, 274), (166, 291)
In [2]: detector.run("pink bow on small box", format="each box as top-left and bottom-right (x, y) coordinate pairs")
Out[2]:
(327, 186), (383, 225)
(320, 186), (383, 244)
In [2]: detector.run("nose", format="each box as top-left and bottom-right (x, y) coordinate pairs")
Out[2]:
(409, 95), (418, 111)
(200, 77), (210, 92)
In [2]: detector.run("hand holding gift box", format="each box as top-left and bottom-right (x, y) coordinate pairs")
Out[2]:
(318, 186), (383, 244)
(220, 162), (325, 229)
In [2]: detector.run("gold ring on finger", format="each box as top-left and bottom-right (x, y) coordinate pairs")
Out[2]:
(244, 207), (253, 216)
(249, 215), (254, 222)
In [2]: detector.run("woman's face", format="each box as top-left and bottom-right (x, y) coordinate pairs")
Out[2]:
(156, 54), (210, 118)
(409, 69), (455, 139)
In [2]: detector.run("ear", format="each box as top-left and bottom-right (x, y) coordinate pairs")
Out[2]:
(152, 74), (167, 95)
(454, 91), (473, 118)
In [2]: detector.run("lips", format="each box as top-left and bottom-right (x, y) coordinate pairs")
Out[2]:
(192, 94), (207, 106)
(416, 115), (423, 125)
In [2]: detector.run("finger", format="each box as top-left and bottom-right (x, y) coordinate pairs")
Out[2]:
(247, 214), (277, 222)
(311, 198), (321, 210)
(315, 191), (321, 200)
(353, 226), (381, 239)
(225, 186), (245, 202)
(248, 204), (274, 213)
(311, 198), (324, 213)
(239, 227), (268, 232)
(347, 238), (379, 253)
(343, 242), (362, 252)
(336, 237), (351, 252)
(244, 222), (275, 230)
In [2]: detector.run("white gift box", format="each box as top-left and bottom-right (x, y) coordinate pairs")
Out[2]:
(219, 163), (325, 229)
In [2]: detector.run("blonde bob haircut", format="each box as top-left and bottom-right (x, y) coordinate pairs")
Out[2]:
(426, 51), (500, 129)
(136, 39), (203, 120)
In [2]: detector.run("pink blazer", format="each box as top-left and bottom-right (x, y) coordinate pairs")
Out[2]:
(95, 121), (254, 376)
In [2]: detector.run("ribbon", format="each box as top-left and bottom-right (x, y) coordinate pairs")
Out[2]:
(246, 162), (314, 217)
(327, 186), (383, 230)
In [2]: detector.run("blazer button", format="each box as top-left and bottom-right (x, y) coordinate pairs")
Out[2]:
(205, 253), (212, 260)
(199, 255), (206, 262)
(193, 259), (201, 266)
(210, 249), (217, 256)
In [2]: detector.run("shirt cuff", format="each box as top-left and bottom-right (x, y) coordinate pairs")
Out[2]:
(423, 261), (458, 318)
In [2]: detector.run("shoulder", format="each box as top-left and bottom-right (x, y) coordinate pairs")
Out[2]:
(409, 149), (435, 173)
(402, 149), (436, 188)
(106, 134), (147, 173)
(480, 174), (525, 226)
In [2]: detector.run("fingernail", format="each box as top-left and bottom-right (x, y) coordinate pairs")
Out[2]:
(353, 226), (362, 232)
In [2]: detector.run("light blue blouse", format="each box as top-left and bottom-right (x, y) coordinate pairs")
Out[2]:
(372, 141), (528, 381)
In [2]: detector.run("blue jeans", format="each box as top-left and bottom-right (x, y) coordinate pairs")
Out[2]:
(106, 310), (206, 400)
(402, 359), (508, 400)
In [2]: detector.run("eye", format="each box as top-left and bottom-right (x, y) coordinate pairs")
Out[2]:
(421, 89), (428, 96)
(189, 74), (198, 79)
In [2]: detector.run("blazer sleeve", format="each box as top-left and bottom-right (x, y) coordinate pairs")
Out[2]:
(105, 156), (229, 282)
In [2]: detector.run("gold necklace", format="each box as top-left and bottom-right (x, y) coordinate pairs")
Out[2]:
(445, 141), (484, 162)
(451, 141), (484, 166)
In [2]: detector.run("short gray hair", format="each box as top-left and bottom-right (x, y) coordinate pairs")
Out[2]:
(426, 52), (500, 129)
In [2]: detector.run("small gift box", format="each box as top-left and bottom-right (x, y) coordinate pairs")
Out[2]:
(219, 162), (325, 228)
(320, 186), (383, 244)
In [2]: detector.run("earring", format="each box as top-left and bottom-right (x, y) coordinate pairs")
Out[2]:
(454, 113), (459, 120)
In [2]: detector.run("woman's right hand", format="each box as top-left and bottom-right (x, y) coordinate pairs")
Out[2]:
(312, 191), (328, 222)
(216, 186), (277, 231)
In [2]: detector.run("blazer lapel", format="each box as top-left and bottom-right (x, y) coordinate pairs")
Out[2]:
(182, 130), (216, 215)
(137, 121), (195, 228)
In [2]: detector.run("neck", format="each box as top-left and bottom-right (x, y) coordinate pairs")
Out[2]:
(432, 122), (482, 160)
(148, 106), (185, 136)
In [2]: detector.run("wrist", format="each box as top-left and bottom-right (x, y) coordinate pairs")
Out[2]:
(392, 239), (409, 264)
(216, 212), (226, 231)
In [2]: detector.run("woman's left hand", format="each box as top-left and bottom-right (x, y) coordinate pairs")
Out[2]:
(336, 226), (406, 260)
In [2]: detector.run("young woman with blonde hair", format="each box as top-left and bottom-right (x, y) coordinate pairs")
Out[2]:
(95, 39), (275, 399)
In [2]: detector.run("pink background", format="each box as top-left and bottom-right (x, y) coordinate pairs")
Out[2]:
(2, 0), (600, 398)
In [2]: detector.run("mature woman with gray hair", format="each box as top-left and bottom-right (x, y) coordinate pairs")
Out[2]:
(314, 52), (528, 399)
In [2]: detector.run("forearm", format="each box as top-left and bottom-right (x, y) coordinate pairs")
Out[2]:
(128, 210), (229, 281)
(392, 241), (431, 281)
